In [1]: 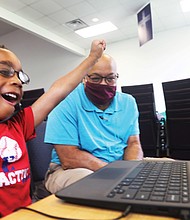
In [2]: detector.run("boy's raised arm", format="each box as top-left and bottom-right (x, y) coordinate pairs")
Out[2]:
(32, 39), (106, 127)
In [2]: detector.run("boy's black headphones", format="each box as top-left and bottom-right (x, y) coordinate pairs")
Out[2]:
(0, 103), (22, 123)
(15, 103), (22, 112)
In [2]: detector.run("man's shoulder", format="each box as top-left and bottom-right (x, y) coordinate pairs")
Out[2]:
(115, 92), (138, 113)
(52, 83), (84, 113)
(61, 83), (84, 102)
(116, 91), (135, 101)
(70, 83), (83, 95)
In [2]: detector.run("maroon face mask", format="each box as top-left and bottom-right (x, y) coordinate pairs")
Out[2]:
(85, 81), (116, 105)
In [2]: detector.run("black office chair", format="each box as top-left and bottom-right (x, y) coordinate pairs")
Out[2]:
(27, 121), (53, 201)
(121, 83), (160, 157)
(162, 78), (190, 160)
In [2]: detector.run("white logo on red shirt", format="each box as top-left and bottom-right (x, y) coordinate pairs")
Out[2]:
(0, 136), (30, 187)
(0, 136), (22, 162)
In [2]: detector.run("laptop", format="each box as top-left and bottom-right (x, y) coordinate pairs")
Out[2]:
(55, 160), (190, 218)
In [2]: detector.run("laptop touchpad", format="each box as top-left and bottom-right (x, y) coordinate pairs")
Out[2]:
(91, 168), (128, 179)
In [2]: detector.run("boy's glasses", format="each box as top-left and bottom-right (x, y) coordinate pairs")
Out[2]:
(87, 73), (119, 85)
(0, 63), (30, 84)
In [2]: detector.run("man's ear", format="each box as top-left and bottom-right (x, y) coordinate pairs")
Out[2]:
(83, 76), (88, 83)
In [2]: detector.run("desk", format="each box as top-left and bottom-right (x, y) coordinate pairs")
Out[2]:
(3, 195), (179, 220)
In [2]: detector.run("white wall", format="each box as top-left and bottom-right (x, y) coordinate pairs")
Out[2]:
(0, 29), (84, 90)
(1, 26), (190, 112)
(106, 27), (190, 112)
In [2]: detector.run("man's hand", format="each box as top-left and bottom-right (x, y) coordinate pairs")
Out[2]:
(89, 39), (106, 60)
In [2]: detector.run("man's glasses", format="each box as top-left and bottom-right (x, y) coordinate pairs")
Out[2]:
(0, 63), (30, 84)
(87, 73), (119, 85)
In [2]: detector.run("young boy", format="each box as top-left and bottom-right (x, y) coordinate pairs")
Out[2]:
(0, 39), (106, 217)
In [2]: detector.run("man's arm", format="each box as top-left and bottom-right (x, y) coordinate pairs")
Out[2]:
(54, 145), (108, 171)
(123, 135), (144, 160)
(32, 40), (106, 127)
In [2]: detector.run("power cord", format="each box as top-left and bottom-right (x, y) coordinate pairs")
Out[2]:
(19, 205), (131, 220)
(114, 205), (132, 220)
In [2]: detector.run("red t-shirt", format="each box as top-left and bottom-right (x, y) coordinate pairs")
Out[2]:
(0, 107), (36, 217)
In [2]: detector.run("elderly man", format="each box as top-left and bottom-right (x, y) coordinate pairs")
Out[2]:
(44, 53), (144, 193)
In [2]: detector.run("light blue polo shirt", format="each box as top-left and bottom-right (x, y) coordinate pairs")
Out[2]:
(45, 83), (139, 164)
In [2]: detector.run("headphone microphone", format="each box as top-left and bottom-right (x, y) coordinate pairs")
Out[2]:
(15, 103), (22, 111)
(0, 103), (22, 123)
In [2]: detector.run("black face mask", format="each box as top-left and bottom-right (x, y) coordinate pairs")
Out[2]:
(85, 81), (116, 105)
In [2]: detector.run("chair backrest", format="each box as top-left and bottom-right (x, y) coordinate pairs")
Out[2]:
(121, 83), (160, 157)
(27, 121), (53, 182)
(165, 99), (190, 110)
(163, 88), (190, 102)
(162, 78), (190, 91)
(21, 88), (44, 108)
(121, 83), (153, 94)
(162, 78), (190, 160)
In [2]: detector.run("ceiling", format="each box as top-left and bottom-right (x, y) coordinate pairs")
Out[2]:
(0, 0), (190, 55)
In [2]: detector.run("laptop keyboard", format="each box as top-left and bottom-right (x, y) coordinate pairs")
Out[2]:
(107, 161), (189, 203)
